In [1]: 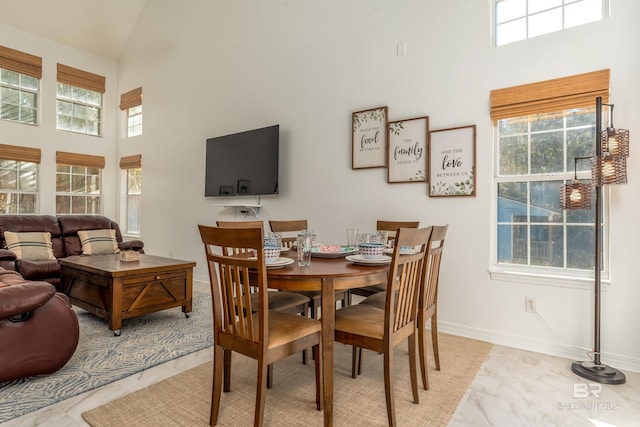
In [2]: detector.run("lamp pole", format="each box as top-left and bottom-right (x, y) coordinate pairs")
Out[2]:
(570, 96), (625, 384)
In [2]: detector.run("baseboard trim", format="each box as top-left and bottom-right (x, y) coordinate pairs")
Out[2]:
(437, 320), (640, 374)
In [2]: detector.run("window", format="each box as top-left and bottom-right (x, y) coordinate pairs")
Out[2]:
(120, 87), (142, 137)
(0, 45), (42, 125)
(120, 154), (142, 235)
(491, 70), (610, 280)
(496, 109), (596, 271)
(0, 144), (41, 214)
(127, 105), (143, 137)
(56, 64), (105, 136)
(495, 0), (606, 46)
(55, 151), (105, 215)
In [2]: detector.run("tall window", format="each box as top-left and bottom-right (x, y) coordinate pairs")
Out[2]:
(120, 87), (142, 137)
(56, 151), (104, 215)
(120, 154), (142, 235)
(495, 0), (606, 46)
(0, 46), (42, 125)
(491, 70), (609, 278)
(56, 64), (105, 136)
(0, 144), (41, 214)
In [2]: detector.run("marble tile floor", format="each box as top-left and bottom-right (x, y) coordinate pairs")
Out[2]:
(4, 342), (638, 427)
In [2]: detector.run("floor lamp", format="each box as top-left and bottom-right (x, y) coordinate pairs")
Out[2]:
(560, 96), (628, 385)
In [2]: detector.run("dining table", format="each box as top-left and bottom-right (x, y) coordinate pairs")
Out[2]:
(266, 254), (389, 427)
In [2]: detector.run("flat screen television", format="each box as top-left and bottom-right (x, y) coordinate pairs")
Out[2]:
(204, 124), (279, 197)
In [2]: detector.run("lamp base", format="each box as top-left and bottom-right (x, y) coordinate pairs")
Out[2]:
(571, 361), (626, 385)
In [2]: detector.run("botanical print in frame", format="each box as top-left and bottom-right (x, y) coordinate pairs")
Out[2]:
(387, 116), (429, 183)
(352, 106), (388, 169)
(429, 125), (476, 197)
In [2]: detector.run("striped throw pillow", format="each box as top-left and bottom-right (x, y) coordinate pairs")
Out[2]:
(77, 229), (120, 255)
(4, 231), (56, 260)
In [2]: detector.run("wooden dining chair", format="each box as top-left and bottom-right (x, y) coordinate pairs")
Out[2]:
(349, 220), (420, 300)
(268, 219), (350, 319)
(416, 224), (448, 389)
(356, 225), (448, 390)
(217, 220), (311, 385)
(334, 226), (432, 427)
(198, 225), (323, 426)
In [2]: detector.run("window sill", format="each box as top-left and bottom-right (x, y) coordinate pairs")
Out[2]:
(489, 266), (609, 290)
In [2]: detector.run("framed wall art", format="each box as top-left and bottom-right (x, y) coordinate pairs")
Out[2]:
(429, 125), (476, 197)
(387, 115), (429, 183)
(352, 106), (388, 169)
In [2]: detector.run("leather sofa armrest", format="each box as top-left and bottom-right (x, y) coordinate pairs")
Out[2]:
(0, 281), (56, 319)
(0, 249), (17, 261)
(118, 240), (144, 253)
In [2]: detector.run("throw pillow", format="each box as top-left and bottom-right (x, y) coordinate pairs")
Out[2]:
(4, 231), (56, 261)
(77, 229), (120, 255)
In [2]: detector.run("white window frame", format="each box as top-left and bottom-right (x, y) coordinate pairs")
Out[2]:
(125, 167), (141, 235)
(490, 108), (610, 289)
(0, 159), (38, 214)
(127, 105), (143, 137)
(56, 83), (102, 136)
(494, 0), (608, 47)
(55, 164), (102, 214)
(0, 68), (39, 125)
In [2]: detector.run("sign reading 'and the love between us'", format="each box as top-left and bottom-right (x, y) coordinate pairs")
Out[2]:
(429, 125), (476, 197)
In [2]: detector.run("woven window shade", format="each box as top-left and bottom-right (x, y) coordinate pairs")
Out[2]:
(0, 45), (42, 79)
(119, 87), (142, 110)
(0, 144), (41, 163)
(57, 63), (105, 93)
(119, 154), (142, 169)
(56, 151), (105, 169)
(490, 69), (610, 120)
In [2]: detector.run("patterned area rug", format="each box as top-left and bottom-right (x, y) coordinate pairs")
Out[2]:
(0, 293), (213, 423)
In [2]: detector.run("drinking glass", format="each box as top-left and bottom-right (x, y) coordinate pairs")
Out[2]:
(296, 232), (315, 266)
(346, 228), (358, 248)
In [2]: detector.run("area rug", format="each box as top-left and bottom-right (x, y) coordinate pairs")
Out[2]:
(82, 333), (492, 427)
(0, 293), (213, 423)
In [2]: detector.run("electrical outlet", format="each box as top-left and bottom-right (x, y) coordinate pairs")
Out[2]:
(525, 296), (537, 313)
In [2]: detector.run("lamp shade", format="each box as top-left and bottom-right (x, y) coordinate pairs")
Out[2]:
(591, 154), (627, 186)
(561, 181), (592, 210)
(601, 127), (630, 157)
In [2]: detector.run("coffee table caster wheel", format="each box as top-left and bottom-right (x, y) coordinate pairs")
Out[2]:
(113, 329), (121, 337)
(185, 313), (190, 319)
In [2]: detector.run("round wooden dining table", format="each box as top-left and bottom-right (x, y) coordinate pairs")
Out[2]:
(266, 256), (388, 427)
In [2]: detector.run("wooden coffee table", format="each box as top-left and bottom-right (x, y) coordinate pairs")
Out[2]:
(60, 253), (196, 336)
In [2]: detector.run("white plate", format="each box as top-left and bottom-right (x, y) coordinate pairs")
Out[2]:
(311, 245), (358, 258)
(265, 257), (294, 269)
(279, 247), (290, 252)
(383, 248), (420, 255)
(345, 254), (392, 265)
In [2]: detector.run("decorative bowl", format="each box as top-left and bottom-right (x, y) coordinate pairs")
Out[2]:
(264, 246), (281, 264)
(359, 243), (385, 259)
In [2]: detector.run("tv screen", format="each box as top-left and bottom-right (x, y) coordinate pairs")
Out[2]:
(205, 124), (279, 197)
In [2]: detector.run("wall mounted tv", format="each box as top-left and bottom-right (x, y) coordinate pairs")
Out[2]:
(204, 124), (279, 197)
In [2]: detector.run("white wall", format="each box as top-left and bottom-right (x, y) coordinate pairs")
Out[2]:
(3, 0), (639, 371)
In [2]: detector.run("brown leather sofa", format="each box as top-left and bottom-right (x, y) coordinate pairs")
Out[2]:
(0, 268), (79, 382)
(0, 215), (144, 292)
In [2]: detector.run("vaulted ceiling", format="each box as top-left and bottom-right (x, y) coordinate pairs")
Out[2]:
(0, 0), (146, 60)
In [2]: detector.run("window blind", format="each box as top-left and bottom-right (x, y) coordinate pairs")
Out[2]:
(0, 144), (41, 163)
(0, 45), (42, 79)
(57, 63), (105, 93)
(119, 87), (142, 110)
(490, 69), (610, 120)
(56, 151), (105, 169)
(119, 154), (142, 169)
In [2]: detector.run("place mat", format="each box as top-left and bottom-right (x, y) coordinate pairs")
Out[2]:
(82, 333), (491, 427)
